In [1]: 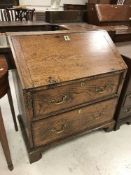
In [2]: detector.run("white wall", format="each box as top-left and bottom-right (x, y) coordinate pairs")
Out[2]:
(19, 0), (87, 11)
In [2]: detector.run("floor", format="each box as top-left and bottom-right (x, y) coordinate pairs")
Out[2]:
(0, 42), (131, 175)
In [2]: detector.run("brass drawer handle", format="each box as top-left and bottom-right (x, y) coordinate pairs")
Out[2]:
(81, 82), (86, 87)
(93, 112), (104, 120)
(95, 87), (105, 93)
(95, 83), (113, 94)
(81, 81), (113, 94)
(48, 95), (70, 105)
(51, 123), (67, 134)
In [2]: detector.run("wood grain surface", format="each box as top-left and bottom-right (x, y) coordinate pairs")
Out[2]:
(9, 31), (126, 89)
(32, 98), (117, 147)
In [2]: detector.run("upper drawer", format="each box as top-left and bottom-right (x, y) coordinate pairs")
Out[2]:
(32, 98), (117, 147)
(33, 73), (121, 118)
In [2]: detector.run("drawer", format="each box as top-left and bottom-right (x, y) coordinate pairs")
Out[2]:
(33, 73), (121, 118)
(123, 93), (131, 107)
(32, 98), (117, 147)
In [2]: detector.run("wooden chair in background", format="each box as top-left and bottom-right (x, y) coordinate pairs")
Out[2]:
(6, 7), (35, 21)
(0, 9), (8, 21)
(0, 55), (18, 170)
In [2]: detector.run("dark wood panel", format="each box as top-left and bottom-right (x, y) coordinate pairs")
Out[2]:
(45, 10), (86, 23)
(64, 4), (87, 10)
(0, 0), (19, 6)
(87, 4), (131, 24)
(0, 22), (68, 32)
(87, 4), (131, 42)
(88, 0), (112, 3)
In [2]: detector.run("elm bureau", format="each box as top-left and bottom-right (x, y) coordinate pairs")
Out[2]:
(8, 31), (127, 163)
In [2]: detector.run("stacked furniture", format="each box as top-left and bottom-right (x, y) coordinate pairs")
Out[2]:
(8, 30), (126, 163)
(87, 4), (131, 42)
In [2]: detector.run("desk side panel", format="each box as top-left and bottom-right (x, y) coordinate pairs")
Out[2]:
(12, 69), (34, 148)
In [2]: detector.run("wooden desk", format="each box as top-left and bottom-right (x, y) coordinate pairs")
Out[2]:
(0, 21), (68, 32)
(8, 30), (126, 163)
(61, 23), (99, 32)
(87, 4), (131, 42)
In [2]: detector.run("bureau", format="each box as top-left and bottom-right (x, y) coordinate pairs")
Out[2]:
(87, 4), (131, 42)
(8, 31), (127, 163)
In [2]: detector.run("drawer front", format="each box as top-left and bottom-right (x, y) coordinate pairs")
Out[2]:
(123, 93), (131, 107)
(32, 98), (117, 147)
(33, 73), (120, 118)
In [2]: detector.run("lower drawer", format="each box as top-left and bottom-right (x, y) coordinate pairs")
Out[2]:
(32, 98), (117, 147)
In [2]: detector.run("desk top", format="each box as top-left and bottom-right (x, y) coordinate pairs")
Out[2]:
(0, 21), (49, 27)
(9, 30), (126, 90)
(60, 23), (99, 32)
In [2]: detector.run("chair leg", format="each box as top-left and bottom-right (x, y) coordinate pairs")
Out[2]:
(7, 88), (18, 131)
(0, 108), (14, 171)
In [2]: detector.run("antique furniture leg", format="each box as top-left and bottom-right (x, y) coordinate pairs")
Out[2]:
(7, 88), (18, 131)
(0, 107), (14, 171)
(18, 115), (42, 163)
(29, 151), (42, 164)
(104, 121), (115, 132)
(115, 117), (131, 130)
